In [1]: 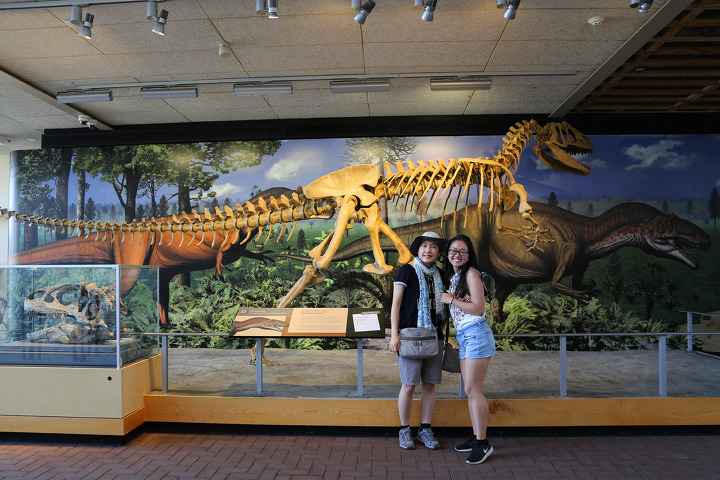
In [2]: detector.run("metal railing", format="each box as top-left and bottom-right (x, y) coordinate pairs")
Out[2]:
(144, 327), (720, 399)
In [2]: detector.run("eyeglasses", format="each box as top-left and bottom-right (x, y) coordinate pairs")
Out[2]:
(448, 249), (469, 257)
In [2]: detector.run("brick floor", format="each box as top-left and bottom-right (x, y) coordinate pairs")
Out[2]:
(1, 429), (718, 480)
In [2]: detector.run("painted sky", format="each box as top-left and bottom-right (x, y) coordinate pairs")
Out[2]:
(63, 133), (720, 208)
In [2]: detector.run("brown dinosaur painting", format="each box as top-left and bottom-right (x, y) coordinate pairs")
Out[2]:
(8, 187), (303, 326)
(327, 202), (711, 321)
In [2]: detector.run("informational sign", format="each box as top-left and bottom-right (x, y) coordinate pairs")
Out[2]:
(229, 307), (385, 338)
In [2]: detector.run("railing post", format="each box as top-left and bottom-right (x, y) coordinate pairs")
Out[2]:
(256, 337), (264, 395)
(686, 311), (693, 352)
(161, 334), (168, 395)
(559, 336), (567, 397)
(659, 335), (667, 397)
(357, 338), (364, 397)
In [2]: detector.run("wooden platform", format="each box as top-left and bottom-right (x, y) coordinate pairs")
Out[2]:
(142, 394), (720, 428)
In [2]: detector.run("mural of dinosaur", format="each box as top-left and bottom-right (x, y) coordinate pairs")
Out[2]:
(1, 120), (593, 314)
(328, 202), (711, 322)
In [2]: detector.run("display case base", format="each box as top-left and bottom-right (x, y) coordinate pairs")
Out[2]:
(0, 338), (146, 367)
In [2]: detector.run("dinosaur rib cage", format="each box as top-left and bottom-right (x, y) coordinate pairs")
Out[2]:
(379, 119), (540, 219)
(0, 195), (338, 248)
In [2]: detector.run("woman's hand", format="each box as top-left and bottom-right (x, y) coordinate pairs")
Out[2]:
(440, 292), (455, 305)
(389, 334), (400, 355)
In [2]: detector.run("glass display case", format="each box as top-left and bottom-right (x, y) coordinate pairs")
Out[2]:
(0, 265), (159, 368)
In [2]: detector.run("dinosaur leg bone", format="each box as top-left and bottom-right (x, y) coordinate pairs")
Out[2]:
(277, 264), (326, 309)
(310, 196), (359, 271)
(359, 204), (412, 274)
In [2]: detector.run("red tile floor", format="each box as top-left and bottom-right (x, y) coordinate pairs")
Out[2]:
(1, 427), (718, 480)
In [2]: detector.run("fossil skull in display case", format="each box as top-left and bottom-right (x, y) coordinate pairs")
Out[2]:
(24, 282), (119, 344)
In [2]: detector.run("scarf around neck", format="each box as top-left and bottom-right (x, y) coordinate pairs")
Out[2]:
(412, 256), (444, 330)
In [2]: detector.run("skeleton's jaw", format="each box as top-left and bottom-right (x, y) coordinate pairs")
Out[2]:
(533, 143), (591, 176)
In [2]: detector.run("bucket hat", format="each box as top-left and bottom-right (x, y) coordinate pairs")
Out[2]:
(409, 231), (447, 256)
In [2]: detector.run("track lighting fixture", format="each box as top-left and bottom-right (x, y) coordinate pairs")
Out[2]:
(57, 89), (112, 103)
(218, 42), (231, 58)
(151, 9), (168, 34)
(330, 80), (390, 93)
(233, 83), (293, 95)
(496, 0), (507, 8)
(267, 0), (278, 18)
(140, 86), (198, 99)
(637, 1), (653, 13)
(351, 0), (361, 10)
(353, 0), (375, 25)
(77, 12), (94, 39)
(413, 0), (425, 9)
(256, 0), (266, 15)
(70, 5), (83, 25)
(421, 0), (436, 21)
(503, 0), (520, 20)
(629, 1), (641, 7)
(430, 77), (492, 91)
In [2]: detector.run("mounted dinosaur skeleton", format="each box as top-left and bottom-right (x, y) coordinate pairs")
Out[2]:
(1, 120), (592, 317)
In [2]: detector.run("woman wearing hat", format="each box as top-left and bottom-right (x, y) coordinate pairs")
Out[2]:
(389, 231), (447, 451)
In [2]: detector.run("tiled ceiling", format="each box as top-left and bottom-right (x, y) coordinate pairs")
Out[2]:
(0, 0), (712, 152)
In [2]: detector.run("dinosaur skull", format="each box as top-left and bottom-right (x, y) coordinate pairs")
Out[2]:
(533, 121), (592, 176)
(24, 282), (117, 328)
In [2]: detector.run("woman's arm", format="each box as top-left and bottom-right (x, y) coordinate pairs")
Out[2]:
(450, 269), (486, 316)
(389, 283), (406, 355)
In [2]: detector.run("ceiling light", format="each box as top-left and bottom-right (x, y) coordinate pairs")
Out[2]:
(330, 80), (390, 93)
(77, 12), (93, 39)
(430, 77), (492, 91)
(421, 0), (436, 21)
(414, 0), (425, 9)
(351, 0), (361, 10)
(140, 86), (198, 99)
(70, 4), (83, 25)
(629, 1), (641, 7)
(267, 0), (278, 18)
(233, 83), (293, 95)
(57, 90), (113, 103)
(503, 0), (520, 20)
(638, 1), (653, 13)
(146, 1), (158, 20)
(218, 42), (231, 57)
(496, 0), (507, 8)
(353, 0), (375, 24)
(256, 0), (266, 14)
(151, 9), (168, 35)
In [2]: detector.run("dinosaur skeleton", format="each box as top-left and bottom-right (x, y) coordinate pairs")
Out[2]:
(2, 120), (592, 311)
(24, 282), (116, 344)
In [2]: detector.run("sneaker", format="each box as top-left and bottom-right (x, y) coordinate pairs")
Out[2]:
(417, 428), (440, 450)
(466, 440), (493, 464)
(399, 427), (415, 450)
(455, 436), (476, 452)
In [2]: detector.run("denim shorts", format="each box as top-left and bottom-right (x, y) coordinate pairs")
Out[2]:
(457, 321), (496, 360)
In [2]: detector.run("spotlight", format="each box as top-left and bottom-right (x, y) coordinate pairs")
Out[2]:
(146, 1), (158, 20)
(353, 0), (375, 25)
(267, 0), (278, 18)
(152, 9), (168, 35)
(351, 0), (361, 10)
(496, 0), (507, 8)
(140, 86), (198, 99)
(421, 0), (436, 21)
(218, 42), (231, 57)
(629, 1), (641, 7)
(70, 5), (83, 25)
(256, 0), (266, 15)
(78, 12), (93, 39)
(413, 0), (425, 9)
(503, 0), (520, 20)
(57, 90), (113, 103)
(638, 1), (653, 13)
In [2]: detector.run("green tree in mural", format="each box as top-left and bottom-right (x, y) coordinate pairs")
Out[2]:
(709, 187), (719, 235)
(566, 201), (573, 212)
(296, 228), (307, 254)
(587, 203), (595, 217)
(14, 150), (57, 249)
(547, 192), (559, 207)
(157, 195), (169, 217)
(85, 197), (97, 221)
(661, 200), (670, 214)
(167, 141), (281, 216)
(603, 252), (624, 304)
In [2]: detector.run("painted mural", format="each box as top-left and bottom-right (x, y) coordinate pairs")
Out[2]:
(4, 126), (720, 353)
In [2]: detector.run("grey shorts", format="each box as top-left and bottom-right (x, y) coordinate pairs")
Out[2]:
(397, 339), (443, 386)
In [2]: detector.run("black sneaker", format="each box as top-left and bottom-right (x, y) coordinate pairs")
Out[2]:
(455, 436), (476, 452)
(466, 440), (493, 464)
